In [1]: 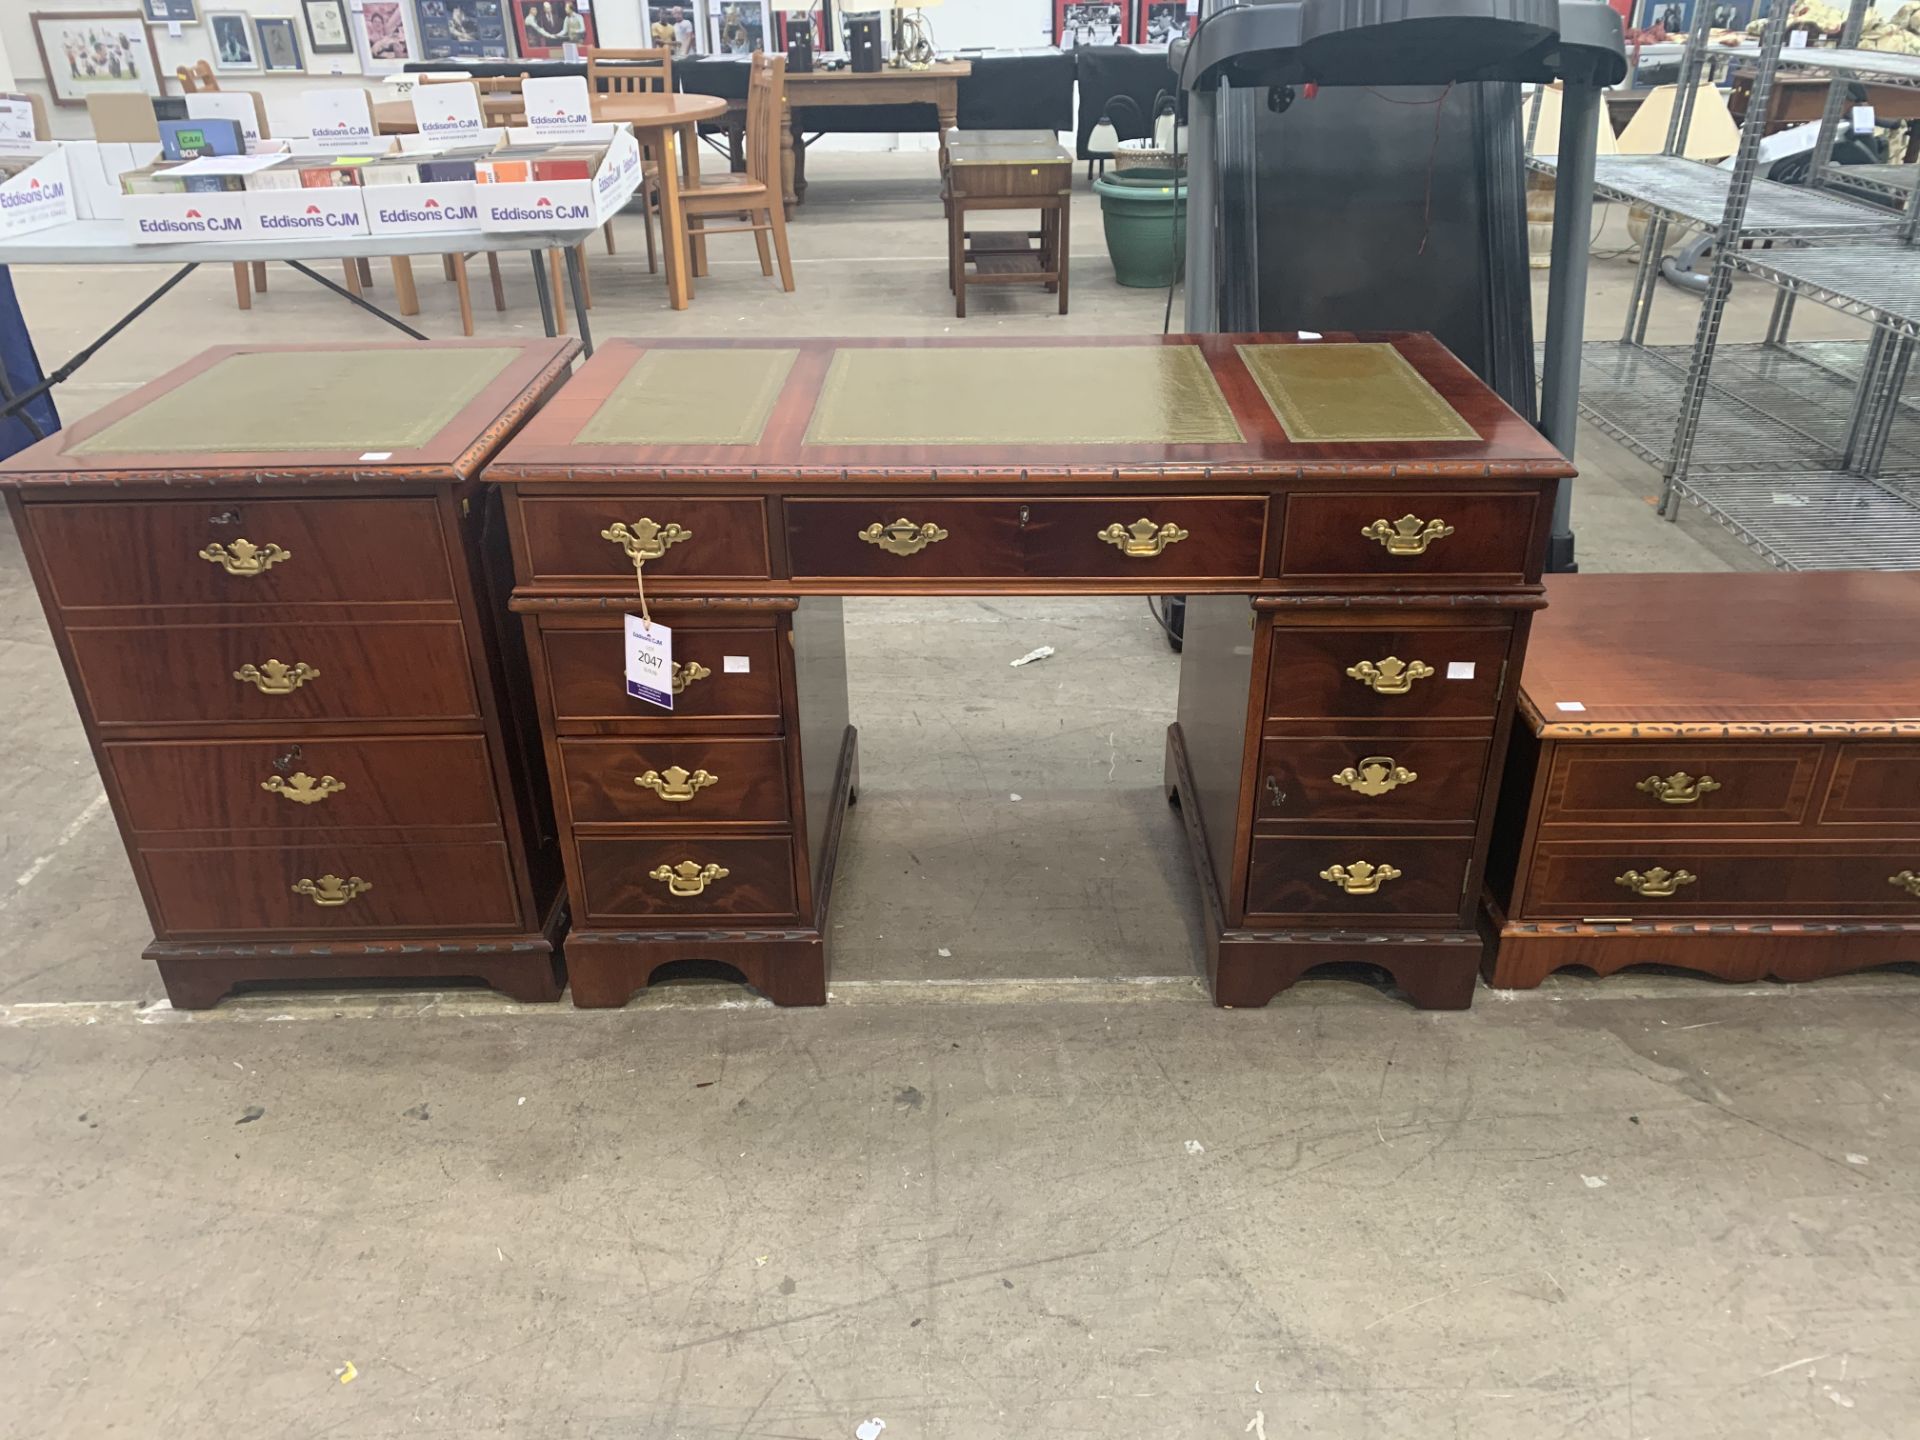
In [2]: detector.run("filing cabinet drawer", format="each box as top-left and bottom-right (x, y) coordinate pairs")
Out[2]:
(787, 499), (1025, 579)
(1255, 738), (1491, 826)
(1822, 744), (1920, 826)
(1018, 498), (1266, 579)
(1280, 492), (1537, 583)
(104, 736), (502, 833)
(540, 622), (784, 726)
(25, 497), (457, 609)
(575, 835), (798, 922)
(1246, 835), (1474, 922)
(68, 621), (479, 727)
(1267, 624), (1512, 723)
(1521, 842), (1920, 919)
(516, 496), (771, 581)
(142, 839), (521, 936)
(1541, 744), (1822, 827)
(559, 736), (790, 825)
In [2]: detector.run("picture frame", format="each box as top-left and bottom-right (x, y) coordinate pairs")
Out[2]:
(508, 0), (598, 59)
(302, 0), (355, 53)
(709, 0), (769, 55)
(354, 0), (417, 72)
(141, 0), (201, 22)
(254, 14), (305, 71)
(207, 8), (258, 69)
(1135, 0), (1191, 46)
(29, 11), (166, 107)
(416, 0), (511, 60)
(1054, 0), (1127, 48)
(644, 0), (706, 57)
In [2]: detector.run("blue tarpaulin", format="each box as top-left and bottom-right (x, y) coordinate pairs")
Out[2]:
(0, 266), (58, 459)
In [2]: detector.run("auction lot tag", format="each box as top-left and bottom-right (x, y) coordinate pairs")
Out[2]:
(625, 613), (673, 709)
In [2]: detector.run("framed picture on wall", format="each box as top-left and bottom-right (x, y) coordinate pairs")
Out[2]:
(302, 0), (356, 53)
(1054, 0), (1126, 49)
(255, 14), (305, 70)
(417, 1), (511, 60)
(207, 9), (258, 69)
(1135, 0), (1191, 45)
(355, 0), (418, 71)
(710, 0), (769, 55)
(644, 0), (706, 57)
(141, 0), (200, 22)
(30, 11), (166, 106)
(509, 0), (597, 58)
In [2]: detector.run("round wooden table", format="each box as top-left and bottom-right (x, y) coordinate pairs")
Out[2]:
(591, 93), (728, 311)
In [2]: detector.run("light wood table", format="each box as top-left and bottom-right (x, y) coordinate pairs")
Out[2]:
(591, 91), (729, 311)
(784, 61), (971, 204)
(373, 96), (527, 133)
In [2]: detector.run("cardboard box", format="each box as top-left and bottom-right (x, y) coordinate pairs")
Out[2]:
(0, 147), (78, 240)
(363, 180), (481, 237)
(476, 125), (640, 233)
(123, 188), (251, 242)
(249, 183), (369, 238)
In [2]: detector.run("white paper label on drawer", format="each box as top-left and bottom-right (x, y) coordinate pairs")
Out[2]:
(1446, 661), (1475, 680)
(723, 655), (750, 674)
(358, 451), (393, 461)
(624, 613), (673, 710)
(1556, 701), (1586, 712)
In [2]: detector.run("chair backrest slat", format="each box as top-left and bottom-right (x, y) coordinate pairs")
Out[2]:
(744, 52), (785, 187)
(586, 47), (673, 99)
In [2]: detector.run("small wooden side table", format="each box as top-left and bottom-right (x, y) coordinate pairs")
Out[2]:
(944, 130), (1072, 318)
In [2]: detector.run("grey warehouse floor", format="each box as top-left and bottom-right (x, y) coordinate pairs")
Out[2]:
(2, 153), (1917, 1436)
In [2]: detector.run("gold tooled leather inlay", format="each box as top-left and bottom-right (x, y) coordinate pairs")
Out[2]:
(1238, 342), (1478, 443)
(803, 345), (1244, 446)
(578, 348), (799, 446)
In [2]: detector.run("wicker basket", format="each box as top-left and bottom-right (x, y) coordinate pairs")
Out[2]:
(1113, 138), (1185, 173)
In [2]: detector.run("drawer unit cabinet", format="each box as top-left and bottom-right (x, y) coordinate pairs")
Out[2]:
(490, 333), (1568, 1009)
(1485, 573), (1920, 989)
(1, 339), (579, 1008)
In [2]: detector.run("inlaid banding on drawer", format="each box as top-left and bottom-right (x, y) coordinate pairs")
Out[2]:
(25, 497), (457, 609)
(1522, 842), (1920, 919)
(1256, 737), (1490, 826)
(560, 737), (790, 824)
(540, 623), (783, 726)
(1280, 492), (1538, 581)
(142, 840), (520, 936)
(67, 622), (480, 726)
(104, 736), (503, 833)
(576, 835), (798, 922)
(1542, 743), (1822, 826)
(517, 496), (770, 581)
(1822, 744), (1920, 826)
(1245, 836), (1473, 922)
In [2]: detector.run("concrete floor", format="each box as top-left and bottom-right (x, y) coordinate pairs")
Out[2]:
(3, 153), (1918, 1436)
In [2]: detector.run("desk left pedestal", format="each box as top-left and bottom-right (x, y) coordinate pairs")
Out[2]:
(0, 339), (581, 1008)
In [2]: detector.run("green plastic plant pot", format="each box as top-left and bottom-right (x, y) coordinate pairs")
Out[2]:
(1092, 169), (1188, 288)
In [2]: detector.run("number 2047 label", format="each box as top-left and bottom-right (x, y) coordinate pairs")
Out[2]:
(624, 613), (673, 710)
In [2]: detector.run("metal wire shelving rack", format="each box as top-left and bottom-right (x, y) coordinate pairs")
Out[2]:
(1535, 0), (1920, 569)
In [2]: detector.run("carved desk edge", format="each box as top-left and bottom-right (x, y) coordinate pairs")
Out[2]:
(481, 460), (1576, 486)
(1517, 696), (1920, 739)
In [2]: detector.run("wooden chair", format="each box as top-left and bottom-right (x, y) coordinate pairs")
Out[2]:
(678, 52), (794, 294)
(585, 46), (674, 271)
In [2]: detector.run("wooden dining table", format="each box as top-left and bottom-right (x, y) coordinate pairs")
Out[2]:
(372, 95), (527, 134)
(591, 92), (729, 311)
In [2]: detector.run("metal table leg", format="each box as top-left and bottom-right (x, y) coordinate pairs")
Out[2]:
(1539, 77), (1602, 574)
(529, 250), (557, 337)
(562, 245), (593, 357)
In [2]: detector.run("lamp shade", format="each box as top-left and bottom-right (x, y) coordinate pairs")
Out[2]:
(1088, 116), (1121, 155)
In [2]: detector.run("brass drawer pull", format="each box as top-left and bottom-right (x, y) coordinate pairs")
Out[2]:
(1331, 756), (1416, 797)
(1098, 518), (1189, 557)
(261, 771), (345, 805)
(860, 518), (948, 557)
(650, 860), (729, 897)
(1636, 771), (1720, 805)
(636, 766), (718, 803)
(602, 518), (691, 566)
(199, 538), (290, 576)
(292, 873), (371, 907)
(1320, 861), (1401, 895)
(234, 659), (319, 695)
(1615, 867), (1697, 897)
(1345, 656), (1434, 696)
(1362, 514), (1454, 556)
(1891, 870), (1920, 898)
(672, 660), (711, 695)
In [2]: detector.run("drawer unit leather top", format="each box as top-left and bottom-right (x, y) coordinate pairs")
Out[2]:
(486, 334), (1572, 479)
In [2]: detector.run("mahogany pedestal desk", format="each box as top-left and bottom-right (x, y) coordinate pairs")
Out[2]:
(1484, 572), (1920, 987)
(0, 340), (579, 1009)
(486, 333), (1572, 1009)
